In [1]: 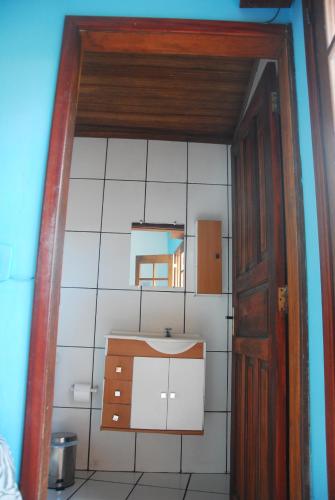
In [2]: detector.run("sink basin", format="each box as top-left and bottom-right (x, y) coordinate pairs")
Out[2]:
(106, 331), (204, 355)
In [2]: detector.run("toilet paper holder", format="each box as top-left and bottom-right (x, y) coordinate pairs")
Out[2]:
(70, 384), (98, 393)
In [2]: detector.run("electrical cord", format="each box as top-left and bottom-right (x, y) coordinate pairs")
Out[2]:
(264, 8), (281, 24)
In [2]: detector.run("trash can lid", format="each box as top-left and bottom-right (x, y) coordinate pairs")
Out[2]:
(51, 432), (78, 445)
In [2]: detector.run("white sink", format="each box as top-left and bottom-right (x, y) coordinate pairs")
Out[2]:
(106, 331), (204, 355)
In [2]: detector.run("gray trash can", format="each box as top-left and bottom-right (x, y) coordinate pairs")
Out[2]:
(48, 432), (78, 490)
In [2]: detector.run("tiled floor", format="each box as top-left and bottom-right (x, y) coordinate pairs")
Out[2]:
(48, 472), (231, 499)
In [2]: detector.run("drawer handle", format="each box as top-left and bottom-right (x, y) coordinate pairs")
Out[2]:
(112, 414), (119, 422)
(160, 392), (167, 399)
(114, 390), (121, 397)
(115, 366), (122, 373)
(169, 392), (176, 399)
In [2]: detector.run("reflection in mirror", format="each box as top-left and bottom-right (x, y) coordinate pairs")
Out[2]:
(130, 223), (184, 288)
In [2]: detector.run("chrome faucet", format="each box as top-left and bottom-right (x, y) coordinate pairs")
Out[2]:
(164, 327), (172, 338)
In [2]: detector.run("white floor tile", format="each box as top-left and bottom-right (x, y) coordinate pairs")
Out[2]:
(57, 288), (96, 347)
(89, 410), (135, 470)
(106, 138), (147, 181)
(129, 485), (185, 500)
(141, 291), (184, 334)
(70, 138), (106, 179)
(139, 473), (189, 490)
(185, 294), (228, 351)
(66, 179), (104, 231)
(53, 347), (93, 408)
(102, 181), (145, 233)
(71, 480), (133, 499)
(136, 433), (181, 472)
(185, 491), (229, 500)
(188, 143), (228, 185)
(188, 474), (230, 494)
(147, 141), (187, 182)
(98, 234), (135, 290)
(51, 408), (90, 469)
(61, 232), (100, 288)
(187, 184), (228, 237)
(145, 183), (186, 226)
(91, 471), (141, 484)
(205, 352), (228, 412)
(182, 413), (226, 473)
(95, 290), (141, 348)
(75, 471), (95, 479)
(48, 479), (85, 499)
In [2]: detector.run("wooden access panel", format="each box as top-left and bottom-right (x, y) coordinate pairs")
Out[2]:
(197, 220), (222, 294)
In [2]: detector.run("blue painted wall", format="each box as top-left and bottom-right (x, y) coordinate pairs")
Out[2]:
(0, 0), (327, 496)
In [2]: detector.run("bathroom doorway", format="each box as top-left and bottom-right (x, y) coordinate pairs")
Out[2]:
(20, 17), (308, 500)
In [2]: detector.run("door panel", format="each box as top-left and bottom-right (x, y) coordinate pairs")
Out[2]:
(231, 63), (287, 499)
(130, 357), (169, 429)
(167, 358), (204, 430)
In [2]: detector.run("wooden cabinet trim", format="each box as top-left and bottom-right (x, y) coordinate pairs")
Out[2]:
(107, 339), (204, 359)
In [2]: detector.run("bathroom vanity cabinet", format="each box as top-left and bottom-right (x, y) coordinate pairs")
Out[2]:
(101, 333), (205, 434)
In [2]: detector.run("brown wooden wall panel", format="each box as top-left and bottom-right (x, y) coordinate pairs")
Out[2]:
(197, 220), (222, 294)
(238, 286), (269, 337)
(258, 361), (270, 500)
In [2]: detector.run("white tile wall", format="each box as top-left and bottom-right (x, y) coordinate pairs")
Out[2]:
(53, 138), (232, 473)
(106, 138), (147, 180)
(66, 179), (104, 231)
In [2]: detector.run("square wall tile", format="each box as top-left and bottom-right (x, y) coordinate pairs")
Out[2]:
(145, 183), (186, 226)
(53, 347), (93, 408)
(92, 348), (105, 409)
(227, 145), (232, 185)
(227, 352), (232, 412)
(136, 433), (181, 472)
(205, 352), (228, 412)
(106, 139), (147, 180)
(52, 407), (90, 469)
(228, 186), (232, 237)
(187, 184), (228, 237)
(102, 181), (145, 233)
(188, 143), (228, 185)
(95, 290), (141, 348)
(141, 292), (184, 334)
(89, 410), (135, 470)
(182, 413), (226, 473)
(57, 288), (96, 347)
(227, 413), (231, 473)
(61, 232), (100, 288)
(71, 138), (107, 179)
(185, 294), (228, 351)
(227, 296), (233, 352)
(66, 179), (104, 231)
(228, 238), (232, 293)
(98, 234), (134, 290)
(222, 237), (229, 294)
(147, 141), (187, 182)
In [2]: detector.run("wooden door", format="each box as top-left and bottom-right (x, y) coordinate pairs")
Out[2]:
(231, 63), (287, 500)
(130, 357), (169, 429)
(167, 359), (205, 431)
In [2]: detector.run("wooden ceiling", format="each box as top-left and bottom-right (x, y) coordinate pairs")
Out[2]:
(75, 52), (256, 143)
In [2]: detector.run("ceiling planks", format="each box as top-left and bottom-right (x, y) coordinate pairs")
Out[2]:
(75, 52), (256, 143)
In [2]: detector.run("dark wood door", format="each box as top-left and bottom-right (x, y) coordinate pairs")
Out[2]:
(231, 63), (287, 500)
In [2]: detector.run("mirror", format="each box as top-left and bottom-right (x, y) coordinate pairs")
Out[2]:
(130, 223), (185, 288)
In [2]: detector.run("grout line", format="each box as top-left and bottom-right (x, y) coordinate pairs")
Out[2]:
(143, 140), (149, 222)
(125, 472), (144, 500)
(60, 285), (232, 295)
(183, 142), (189, 334)
(66, 475), (93, 499)
(182, 473), (192, 500)
(69, 176), (231, 187)
(87, 138), (109, 470)
(134, 432), (138, 472)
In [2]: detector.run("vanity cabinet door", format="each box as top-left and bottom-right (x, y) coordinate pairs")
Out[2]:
(167, 358), (205, 431)
(130, 357), (169, 430)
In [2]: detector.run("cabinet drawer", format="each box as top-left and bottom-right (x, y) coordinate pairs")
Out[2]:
(101, 404), (130, 429)
(104, 380), (132, 404)
(105, 355), (133, 381)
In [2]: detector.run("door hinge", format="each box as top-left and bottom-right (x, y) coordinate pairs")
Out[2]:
(271, 91), (279, 113)
(278, 286), (288, 313)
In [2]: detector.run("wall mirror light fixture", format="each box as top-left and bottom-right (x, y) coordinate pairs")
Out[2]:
(129, 223), (185, 288)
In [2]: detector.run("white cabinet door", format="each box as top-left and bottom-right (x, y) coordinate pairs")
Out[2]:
(130, 357), (169, 430)
(167, 358), (205, 431)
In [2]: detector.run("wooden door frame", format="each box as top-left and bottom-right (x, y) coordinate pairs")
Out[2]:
(302, 1), (335, 496)
(20, 17), (309, 500)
